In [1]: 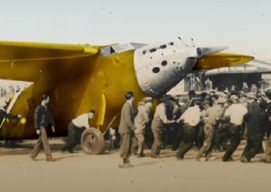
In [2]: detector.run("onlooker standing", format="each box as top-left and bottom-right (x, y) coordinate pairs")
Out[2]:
(118, 91), (135, 168)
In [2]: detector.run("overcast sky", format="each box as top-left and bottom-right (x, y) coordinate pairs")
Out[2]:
(0, 0), (270, 60)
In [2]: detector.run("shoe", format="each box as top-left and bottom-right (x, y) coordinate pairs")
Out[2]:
(240, 156), (249, 163)
(61, 147), (74, 153)
(46, 158), (55, 162)
(222, 157), (233, 162)
(118, 163), (133, 168)
(176, 156), (184, 160)
(30, 156), (37, 161)
(136, 153), (145, 158)
(205, 153), (212, 161)
(150, 155), (161, 158)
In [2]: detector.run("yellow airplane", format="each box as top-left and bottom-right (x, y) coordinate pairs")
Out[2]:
(0, 37), (253, 154)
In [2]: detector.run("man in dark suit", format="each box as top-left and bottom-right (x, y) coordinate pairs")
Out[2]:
(118, 91), (135, 168)
(241, 101), (267, 162)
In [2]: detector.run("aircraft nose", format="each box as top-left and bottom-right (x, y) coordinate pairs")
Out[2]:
(133, 39), (197, 97)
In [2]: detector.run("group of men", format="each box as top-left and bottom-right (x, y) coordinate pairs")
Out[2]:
(2, 88), (271, 167)
(117, 89), (271, 168)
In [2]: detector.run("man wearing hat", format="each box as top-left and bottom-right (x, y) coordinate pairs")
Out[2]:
(197, 95), (224, 160)
(134, 97), (153, 157)
(30, 94), (55, 162)
(118, 91), (136, 168)
(222, 95), (247, 161)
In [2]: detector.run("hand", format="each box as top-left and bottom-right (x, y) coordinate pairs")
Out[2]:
(51, 126), (55, 133)
(17, 114), (22, 118)
(36, 129), (41, 135)
(177, 119), (183, 124)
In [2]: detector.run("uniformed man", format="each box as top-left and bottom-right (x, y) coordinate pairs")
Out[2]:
(134, 97), (153, 157)
(30, 94), (55, 162)
(118, 91), (135, 168)
(62, 110), (95, 153)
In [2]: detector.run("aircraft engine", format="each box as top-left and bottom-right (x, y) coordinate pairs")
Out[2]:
(133, 37), (198, 98)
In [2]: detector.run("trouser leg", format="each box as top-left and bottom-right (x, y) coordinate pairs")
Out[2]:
(64, 123), (77, 151)
(214, 123), (229, 150)
(119, 133), (132, 160)
(30, 137), (42, 159)
(244, 140), (262, 161)
(223, 126), (241, 161)
(150, 129), (163, 157)
(197, 124), (214, 158)
(40, 127), (52, 159)
(136, 133), (145, 155)
(176, 124), (194, 158)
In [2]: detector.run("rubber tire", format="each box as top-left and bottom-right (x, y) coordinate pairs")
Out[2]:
(81, 128), (104, 155)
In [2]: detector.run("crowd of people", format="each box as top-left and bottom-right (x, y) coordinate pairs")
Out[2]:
(117, 89), (271, 168)
(2, 84), (271, 168)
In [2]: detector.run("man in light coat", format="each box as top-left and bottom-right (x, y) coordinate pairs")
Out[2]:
(134, 97), (153, 157)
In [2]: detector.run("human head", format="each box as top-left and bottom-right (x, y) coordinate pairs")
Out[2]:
(125, 91), (134, 102)
(41, 94), (50, 105)
(88, 109), (96, 119)
(230, 95), (239, 103)
(142, 97), (153, 111)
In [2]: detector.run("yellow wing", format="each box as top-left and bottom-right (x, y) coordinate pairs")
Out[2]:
(0, 40), (100, 81)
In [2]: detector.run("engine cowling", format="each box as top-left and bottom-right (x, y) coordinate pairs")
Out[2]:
(133, 37), (197, 98)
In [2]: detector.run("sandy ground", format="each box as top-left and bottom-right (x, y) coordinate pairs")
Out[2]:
(0, 139), (270, 192)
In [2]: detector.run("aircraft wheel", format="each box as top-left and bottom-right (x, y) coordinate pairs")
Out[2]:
(81, 128), (104, 155)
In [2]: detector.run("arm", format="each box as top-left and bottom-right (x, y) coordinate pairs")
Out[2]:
(48, 111), (56, 133)
(159, 105), (175, 124)
(124, 104), (135, 130)
(4, 112), (20, 120)
(34, 106), (42, 129)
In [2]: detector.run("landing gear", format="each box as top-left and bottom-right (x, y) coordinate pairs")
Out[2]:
(81, 128), (104, 155)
